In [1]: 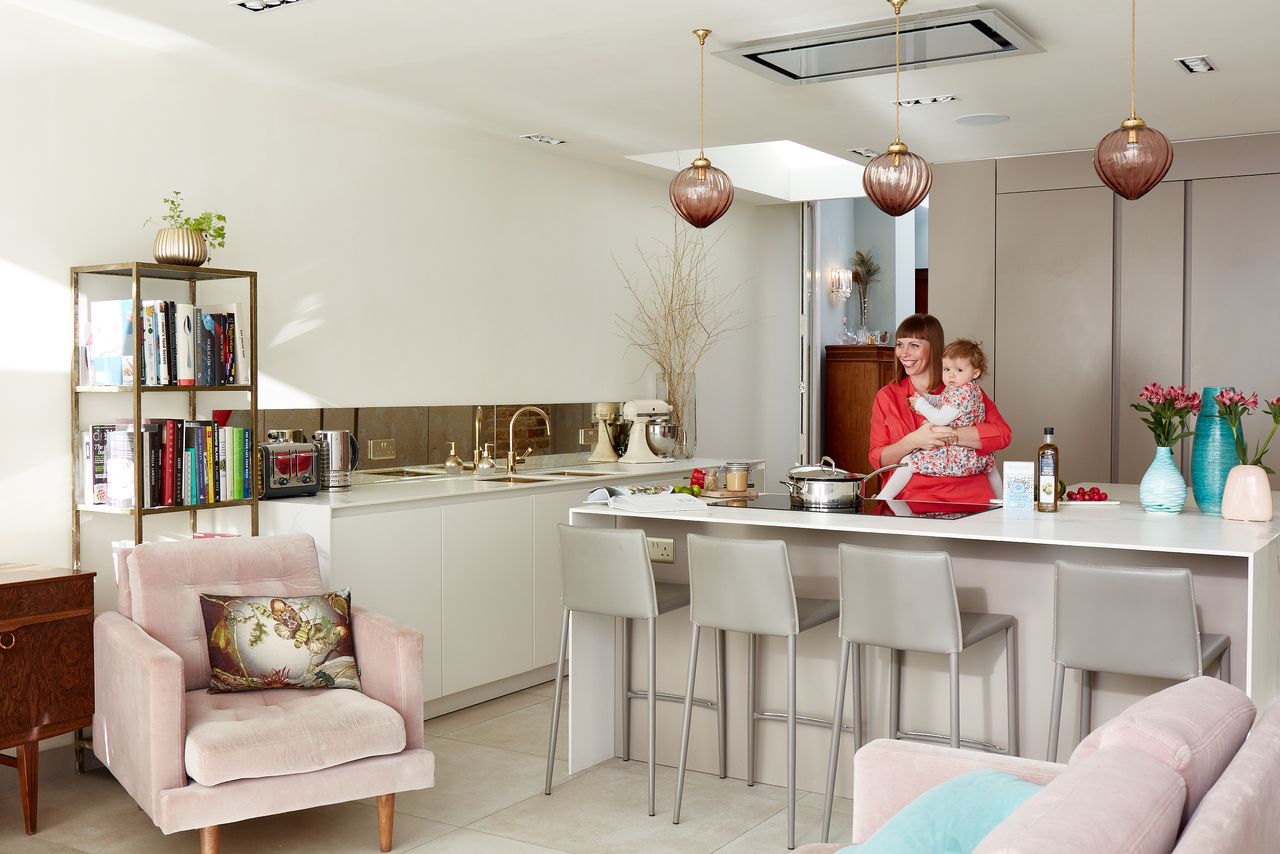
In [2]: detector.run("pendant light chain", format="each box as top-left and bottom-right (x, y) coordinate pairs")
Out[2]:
(893, 4), (901, 144)
(1129, 0), (1137, 120)
(699, 32), (706, 157)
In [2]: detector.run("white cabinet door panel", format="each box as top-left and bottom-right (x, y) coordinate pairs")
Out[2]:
(330, 508), (443, 702)
(442, 497), (535, 694)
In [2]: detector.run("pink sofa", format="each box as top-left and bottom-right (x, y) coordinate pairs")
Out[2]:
(94, 534), (435, 853)
(799, 676), (1280, 853)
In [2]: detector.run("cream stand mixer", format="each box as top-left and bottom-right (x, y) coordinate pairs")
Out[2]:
(588, 402), (621, 462)
(619, 399), (675, 463)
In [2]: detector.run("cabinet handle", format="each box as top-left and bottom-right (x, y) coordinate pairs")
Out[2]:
(0, 632), (13, 650)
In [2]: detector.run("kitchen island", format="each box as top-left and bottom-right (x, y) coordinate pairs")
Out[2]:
(565, 486), (1280, 797)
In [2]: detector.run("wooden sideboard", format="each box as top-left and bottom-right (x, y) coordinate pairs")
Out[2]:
(0, 564), (94, 835)
(822, 344), (897, 474)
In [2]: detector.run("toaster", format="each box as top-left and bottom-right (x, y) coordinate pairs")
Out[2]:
(257, 441), (320, 499)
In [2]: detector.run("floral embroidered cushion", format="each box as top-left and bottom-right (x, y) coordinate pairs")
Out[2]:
(198, 589), (360, 692)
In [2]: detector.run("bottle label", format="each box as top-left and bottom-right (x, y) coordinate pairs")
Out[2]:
(1038, 455), (1056, 503)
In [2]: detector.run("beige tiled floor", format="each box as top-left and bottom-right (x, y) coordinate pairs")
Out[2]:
(0, 683), (853, 853)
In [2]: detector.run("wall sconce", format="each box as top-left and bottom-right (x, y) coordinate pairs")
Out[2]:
(830, 267), (854, 301)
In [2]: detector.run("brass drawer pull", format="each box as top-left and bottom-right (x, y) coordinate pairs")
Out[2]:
(0, 631), (14, 650)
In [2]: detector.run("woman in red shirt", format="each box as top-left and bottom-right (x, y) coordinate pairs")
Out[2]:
(868, 314), (1012, 504)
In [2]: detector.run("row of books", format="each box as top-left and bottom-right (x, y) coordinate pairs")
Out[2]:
(77, 299), (248, 388)
(81, 421), (254, 509)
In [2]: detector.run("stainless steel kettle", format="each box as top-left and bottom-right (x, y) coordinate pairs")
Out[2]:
(313, 429), (360, 491)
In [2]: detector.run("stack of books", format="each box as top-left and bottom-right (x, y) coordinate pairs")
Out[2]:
(81, 420), (254, 509)
(77, 300), (248, 387)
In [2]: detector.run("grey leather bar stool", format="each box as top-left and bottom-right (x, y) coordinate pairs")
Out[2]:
(673, 534), (839, 851)
(820, 543), (1019, 842)
(544, 524), (724, 817)
(1047, 561), (1231, 762)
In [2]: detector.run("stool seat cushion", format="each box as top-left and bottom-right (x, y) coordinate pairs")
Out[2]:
(1068, 675), (1254, 822)
(654, 582), (692, 615)
(797, 597), (840, 633)
(184, 687), (407, 787)
(961, 612), (1015, 649)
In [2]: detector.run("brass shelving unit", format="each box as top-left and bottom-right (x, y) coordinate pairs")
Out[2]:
(70, 262), (259, 571)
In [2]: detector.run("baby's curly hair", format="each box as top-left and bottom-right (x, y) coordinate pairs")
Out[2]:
(943, 338), (988, 375)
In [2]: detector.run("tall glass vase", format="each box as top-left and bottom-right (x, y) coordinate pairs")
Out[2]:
(658, 371), (696, 458)
(1192, 385), (1236, 515)
(1139, 446), (1187, 514)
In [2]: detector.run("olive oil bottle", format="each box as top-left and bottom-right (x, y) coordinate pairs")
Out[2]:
(1036, 427), (1059, 512)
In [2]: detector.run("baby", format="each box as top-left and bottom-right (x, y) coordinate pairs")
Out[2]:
(876, 338), (1003, 500)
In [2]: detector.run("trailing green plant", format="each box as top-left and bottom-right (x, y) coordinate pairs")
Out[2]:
(145, 190), (227, 249)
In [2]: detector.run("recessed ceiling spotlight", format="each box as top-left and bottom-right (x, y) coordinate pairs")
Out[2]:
(1175, 55), (1216, 73)
(955, 113), (1010, 126)
(233, 0), (306, 12)
(896, 94), (958, 107)
(519, 133), (568, 145)
(846, 147), (879, 159)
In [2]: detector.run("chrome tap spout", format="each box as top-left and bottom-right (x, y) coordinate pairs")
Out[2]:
(507, 406), (552, 474)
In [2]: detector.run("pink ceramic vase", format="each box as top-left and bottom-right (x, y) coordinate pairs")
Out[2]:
(1220, 465), (1274, 522)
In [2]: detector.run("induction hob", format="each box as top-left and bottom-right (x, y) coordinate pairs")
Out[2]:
(710, 493), (998, 520)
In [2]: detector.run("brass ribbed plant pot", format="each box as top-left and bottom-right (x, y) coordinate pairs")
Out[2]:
(153, 227), (209, 266)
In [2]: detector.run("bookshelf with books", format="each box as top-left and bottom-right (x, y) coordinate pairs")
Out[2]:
(70, 262), (259, 571)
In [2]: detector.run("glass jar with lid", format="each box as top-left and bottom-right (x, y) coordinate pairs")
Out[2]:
(724, 462), (752, 493)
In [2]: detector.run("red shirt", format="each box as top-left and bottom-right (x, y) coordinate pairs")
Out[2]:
(868, 377), (1013, 504)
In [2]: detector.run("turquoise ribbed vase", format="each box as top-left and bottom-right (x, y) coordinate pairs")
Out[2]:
(1191, 385), (1236, 516)
(1140, 446), (1187, 513)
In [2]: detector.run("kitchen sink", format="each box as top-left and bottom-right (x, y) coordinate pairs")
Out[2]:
(535, 470), (611, 477)
(479, 476), (555, 484)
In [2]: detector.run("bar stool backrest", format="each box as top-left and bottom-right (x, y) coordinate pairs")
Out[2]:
(837, 544), (963, 654)
(1053, 561), (1202, 680)
(558, 524), (659, 619)
(686, 534), (798, 636)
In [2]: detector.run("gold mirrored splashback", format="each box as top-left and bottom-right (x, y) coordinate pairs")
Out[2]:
(242, 403), (595, 470)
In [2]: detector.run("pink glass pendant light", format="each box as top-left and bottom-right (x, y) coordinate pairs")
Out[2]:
(1093, 0), (1173, 200)
(862, 0), (932, 217)
(670, 29), (734, 229)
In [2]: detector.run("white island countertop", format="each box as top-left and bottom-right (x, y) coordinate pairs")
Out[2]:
(264, 457), (754, 515)
(571, 484), (1280, 558)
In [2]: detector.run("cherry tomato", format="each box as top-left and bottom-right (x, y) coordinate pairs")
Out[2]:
(1099, 491), (1108, 501)
(1088, 487), (1101, 499)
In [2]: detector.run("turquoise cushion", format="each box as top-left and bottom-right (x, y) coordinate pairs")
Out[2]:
(843, 769), (1040, 854)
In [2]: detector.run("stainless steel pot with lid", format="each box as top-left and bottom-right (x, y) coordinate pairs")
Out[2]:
(779, 456), (904, 508)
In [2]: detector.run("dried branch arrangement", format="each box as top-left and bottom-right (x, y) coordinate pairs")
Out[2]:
(615, 218), (746, 437)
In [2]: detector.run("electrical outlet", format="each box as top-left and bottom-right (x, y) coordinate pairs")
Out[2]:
(647, 537), (675, 564)
(368, 438), (396, 460)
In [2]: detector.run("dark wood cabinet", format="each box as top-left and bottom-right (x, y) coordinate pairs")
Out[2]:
(0, 565), (94, 835)
(823, 345), (897, 474)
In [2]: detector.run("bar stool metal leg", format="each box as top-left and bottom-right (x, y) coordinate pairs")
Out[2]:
(672, 623), (701, 825)
(1047, 662), (1066, 762)
(716, 629), (727, 780)
(647, 616), (657, 816)
(889, 648), (901, 739)
(621, 617), (632, 762)
(852, 642), (862, 752)
(821, 639), (851, 843)
(1006, 624), (1019, 756)
(544, 608), (570, 795)
(746, 633), (756, 787)
(948, 652), (961, 749)
(787, 634), (797, 850)
(1079, 669), (1092, 744)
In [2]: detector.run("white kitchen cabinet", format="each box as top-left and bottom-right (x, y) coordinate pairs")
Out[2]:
(441, 496), (535, 695)
(330, 508), (444, 701)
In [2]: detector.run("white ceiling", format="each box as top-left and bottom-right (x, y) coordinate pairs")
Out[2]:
(15, 0), (1280, 169)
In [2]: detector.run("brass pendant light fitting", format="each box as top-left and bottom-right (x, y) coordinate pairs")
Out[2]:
(669, 28), (735, 229)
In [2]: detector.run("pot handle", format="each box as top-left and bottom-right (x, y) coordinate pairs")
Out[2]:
(820, 455), (837, 472)
(858, 462), (906, 499)
(779, 479), (799, 496)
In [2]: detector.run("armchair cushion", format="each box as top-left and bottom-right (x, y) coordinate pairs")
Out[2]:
(198, 589), (360, 692)
(856, 769), (1040, 853)
(184, 688), (406, 787)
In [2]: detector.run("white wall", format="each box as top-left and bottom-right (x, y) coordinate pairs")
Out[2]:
(0, 10), (802, 570)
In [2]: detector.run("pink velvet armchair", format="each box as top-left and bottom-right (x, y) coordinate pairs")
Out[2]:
(93, 533), (435, 854)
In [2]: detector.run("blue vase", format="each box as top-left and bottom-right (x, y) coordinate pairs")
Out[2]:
(1191, 386), (1236, 515)
(1140, 446), (1187, 513)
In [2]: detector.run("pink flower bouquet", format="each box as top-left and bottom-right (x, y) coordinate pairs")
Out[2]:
(1214, 389), (1280, 474)
(1132, 383), (1200, 447)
